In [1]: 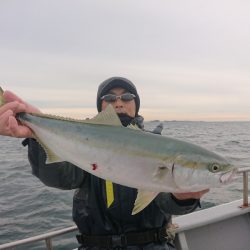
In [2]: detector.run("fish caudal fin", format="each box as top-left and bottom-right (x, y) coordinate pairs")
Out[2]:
(132, 190), (159, 215)
(0, 87), (5, 106)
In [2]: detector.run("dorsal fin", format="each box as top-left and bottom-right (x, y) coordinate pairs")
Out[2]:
(127, 124), (141, 130)
(84, 105), (122, 126)
(27, 105), (123, 126)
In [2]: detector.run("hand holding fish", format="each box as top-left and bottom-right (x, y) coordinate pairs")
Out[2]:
(172, 189), (209, 200)
(0, 88), (40, 138)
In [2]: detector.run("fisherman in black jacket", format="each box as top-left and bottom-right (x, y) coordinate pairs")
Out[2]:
(0, 77), (208, 249)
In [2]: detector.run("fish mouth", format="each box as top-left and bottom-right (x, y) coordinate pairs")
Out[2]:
(219, 168), (238, 184)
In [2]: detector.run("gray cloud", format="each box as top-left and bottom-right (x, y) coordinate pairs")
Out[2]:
(0, 0), (249, 120)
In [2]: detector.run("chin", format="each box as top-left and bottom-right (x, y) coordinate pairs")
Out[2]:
(115, 110), (127, 115)
(117, 112), (128, 115)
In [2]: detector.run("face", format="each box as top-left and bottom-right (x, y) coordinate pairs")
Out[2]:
(101, 87), (136, 117)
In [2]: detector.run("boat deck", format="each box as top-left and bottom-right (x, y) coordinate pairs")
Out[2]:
(174, 198), (250, 250)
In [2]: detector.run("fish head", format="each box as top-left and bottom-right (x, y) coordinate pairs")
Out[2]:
(171, 153), (237, 192)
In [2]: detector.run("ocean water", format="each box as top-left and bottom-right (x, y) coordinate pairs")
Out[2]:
(0, 121), (250, 249)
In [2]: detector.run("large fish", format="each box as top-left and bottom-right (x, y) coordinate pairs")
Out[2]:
(0, 87), (237, 214)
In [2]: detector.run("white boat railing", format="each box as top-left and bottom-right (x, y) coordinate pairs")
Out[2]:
(0, 167), (249, 250)
(236, 166), (250, 207)
(0, 226), (78, 250)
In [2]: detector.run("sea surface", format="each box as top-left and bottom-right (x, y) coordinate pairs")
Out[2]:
(0, 121), (250, 249)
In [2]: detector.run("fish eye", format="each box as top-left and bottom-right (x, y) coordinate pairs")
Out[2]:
(209, 163), (221, 173)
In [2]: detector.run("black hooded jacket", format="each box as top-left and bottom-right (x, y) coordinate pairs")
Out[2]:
(23, 118), (199, 249)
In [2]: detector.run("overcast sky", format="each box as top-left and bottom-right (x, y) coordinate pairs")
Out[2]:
(0, 0), (249, 121)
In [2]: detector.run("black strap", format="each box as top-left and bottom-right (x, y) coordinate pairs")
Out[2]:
(76, 227), (167, 248)
(22, 138), (29, 147)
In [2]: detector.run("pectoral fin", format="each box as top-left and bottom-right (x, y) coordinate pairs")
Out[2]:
(132, 190), (159, 215)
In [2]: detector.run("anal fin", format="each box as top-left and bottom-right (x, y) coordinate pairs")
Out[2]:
(35, 136), (62, 164)
(132, 190), (159, 215)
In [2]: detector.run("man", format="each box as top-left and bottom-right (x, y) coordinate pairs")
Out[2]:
(0, 77), (208, 249)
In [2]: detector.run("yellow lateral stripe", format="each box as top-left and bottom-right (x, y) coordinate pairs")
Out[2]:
(105, 180), (114, 208)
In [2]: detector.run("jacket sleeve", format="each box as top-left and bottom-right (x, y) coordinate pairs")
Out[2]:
(23, 138), (87, 190)
(155, 192), (200, 216)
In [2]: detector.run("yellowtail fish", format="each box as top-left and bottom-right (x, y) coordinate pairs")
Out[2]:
(0, 87), (237, 214)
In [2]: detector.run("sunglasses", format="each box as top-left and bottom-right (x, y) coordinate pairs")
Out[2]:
(101, 93), (136, 102)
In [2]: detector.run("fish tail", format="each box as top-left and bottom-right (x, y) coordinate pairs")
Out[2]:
(0, 86), (5, 106)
